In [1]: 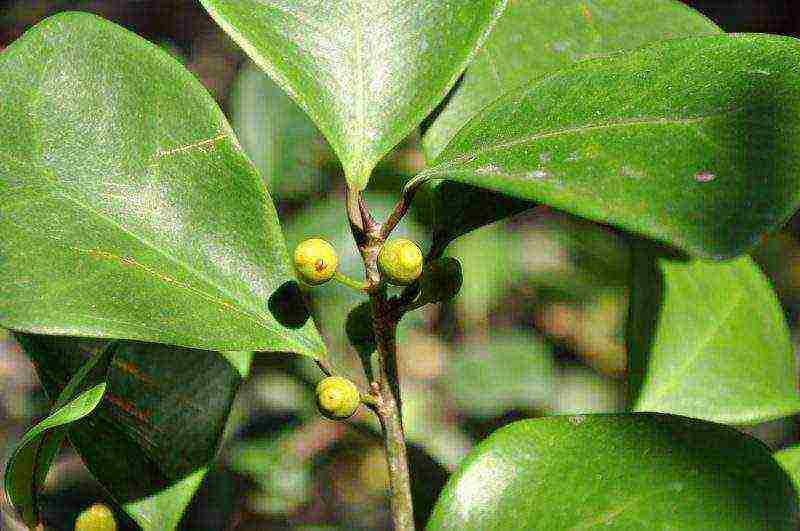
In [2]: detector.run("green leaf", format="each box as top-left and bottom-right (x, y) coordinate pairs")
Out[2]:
(422, 33), (800, 259)
(123, 470), (206, 531)
(221, 350), (255, 379)
(18, 334), (246, 531)
(0, 13), (324, 357)
(428, 414), (798, 530)
(423, 0), (721, 160)
(5, 341), (115, 528)
(627, 242), (800, 424)
(229, 62), (337, 199)
(199, 0), (507, 189)
(776, 445), (800, 502)
(422, 0), (720, 249)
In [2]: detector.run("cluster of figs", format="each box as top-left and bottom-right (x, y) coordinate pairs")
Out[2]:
(292, 237), (461, 421)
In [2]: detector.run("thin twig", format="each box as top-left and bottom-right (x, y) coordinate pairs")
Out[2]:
(346, 186), (365, 242)
(316, 359), (334, 377)
(380, 175), (426, 239)
(359, 193), (380, 234)
(333, 271), (370, 293)
(345, 179), (416, 529)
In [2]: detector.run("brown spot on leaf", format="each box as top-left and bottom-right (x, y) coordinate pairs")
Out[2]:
(694, 171), (716, 183)
(105, 394), (151, 424)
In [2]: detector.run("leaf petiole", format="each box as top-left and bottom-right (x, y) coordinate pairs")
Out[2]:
(333, 271), (370, 293)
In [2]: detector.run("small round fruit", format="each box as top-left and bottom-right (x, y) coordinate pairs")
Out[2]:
(416, 257), (462, 305)
(378, 239), (423, 286)
(74, 504), (117, 531)
(294, 238), (338, 285)
(316, 376), (360, 420)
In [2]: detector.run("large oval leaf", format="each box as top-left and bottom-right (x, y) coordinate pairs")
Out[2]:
(423, 0), (721, 160)
(19, 334), (246, 531)
(0, 13), (324, 357)
(627, 243), (800, 424)
(423, 0), (722, 251)
(428, 414), (798, 530)
(200, 0), (507, 189)
(422, 34), (800, 259)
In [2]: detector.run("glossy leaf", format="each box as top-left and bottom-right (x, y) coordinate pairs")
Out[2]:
(123, 470), (207, 531)
(18, 335), (245, 531)
(0, 13), (324, 357)
(5, 341), (115, 528)
(422, 0), (720, 248)
(424, 0), (721, 159)
(628, 243), (800, 424)
(422, 34), (800, 258)
(429, 414), (798, 530)
(200, 0), (507, 189)
(229, 62), (337, 199)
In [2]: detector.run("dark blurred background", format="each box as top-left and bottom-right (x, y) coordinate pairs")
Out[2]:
(1, 1), (799, 530)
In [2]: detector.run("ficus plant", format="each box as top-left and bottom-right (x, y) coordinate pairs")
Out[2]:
(4, 0), (800, 529)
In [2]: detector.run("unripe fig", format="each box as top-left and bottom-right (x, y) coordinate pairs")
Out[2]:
(294, 238), (338, 285)
(316, 376), (360, 420)
(74, 504), (117, 531)
(378, 239), (423, 286)
(416, 257), (462, 306)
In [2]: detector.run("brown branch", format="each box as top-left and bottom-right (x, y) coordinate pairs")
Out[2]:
(345, 180), (416, 529)
(380, 176), (426, 239)
(316, 359), (334, 377)
(371, 288), (415, 531)
(346, 186), (366, 243)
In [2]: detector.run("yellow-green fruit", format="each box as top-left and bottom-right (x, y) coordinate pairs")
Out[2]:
(74, 504), (117, 531)
(294, 238), (338, 285)
(378, 239), (423, 286)
(316, 376), (360, 420)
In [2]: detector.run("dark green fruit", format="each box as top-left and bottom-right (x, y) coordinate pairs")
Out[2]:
(416, 257), (462, 305)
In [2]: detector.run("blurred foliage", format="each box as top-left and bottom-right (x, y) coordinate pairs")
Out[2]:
(1, 1), (799, 529)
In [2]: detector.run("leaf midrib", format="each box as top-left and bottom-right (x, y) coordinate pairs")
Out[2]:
(426, 107), (744, 174)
